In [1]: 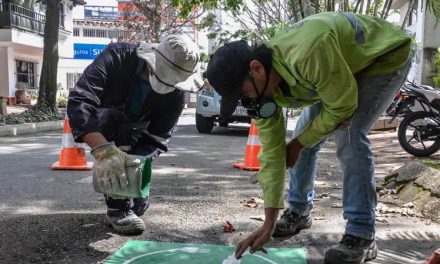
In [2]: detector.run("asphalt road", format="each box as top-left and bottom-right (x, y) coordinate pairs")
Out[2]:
(0, 109), (439, 264)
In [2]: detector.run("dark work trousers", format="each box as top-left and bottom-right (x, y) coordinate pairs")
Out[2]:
(96, 108), (155, 212)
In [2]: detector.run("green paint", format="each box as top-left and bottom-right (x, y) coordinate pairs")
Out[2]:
(139, 158), (152, 198)
(106, 240), (307, 264)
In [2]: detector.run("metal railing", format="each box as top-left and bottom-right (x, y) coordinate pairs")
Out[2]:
(0, 2), (45, 35)
(0, 2), (66, 36)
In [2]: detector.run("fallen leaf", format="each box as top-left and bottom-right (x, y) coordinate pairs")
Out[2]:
(242, 197), (264, 208)
(224, 221), (235, 233)
(396, 184), (406, 193)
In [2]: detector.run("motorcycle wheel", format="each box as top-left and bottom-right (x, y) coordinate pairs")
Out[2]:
(398, 111), (440, 157)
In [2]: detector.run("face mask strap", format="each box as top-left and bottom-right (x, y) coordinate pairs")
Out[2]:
(245, 71), (274, 118)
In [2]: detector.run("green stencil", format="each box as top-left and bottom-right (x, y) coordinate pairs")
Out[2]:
(106, 240), (307, 264)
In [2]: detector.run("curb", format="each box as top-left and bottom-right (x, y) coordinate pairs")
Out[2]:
(0, 120), (64, 137)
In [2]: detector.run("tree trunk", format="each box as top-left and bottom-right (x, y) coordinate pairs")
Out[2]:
(353, 0), (362, 13)
(313, 0), (320, 14)
(381, 0), (388, 18)
(303, 0), (312, 16)
(384, 0), (393, 19)
(373, 0), (379, 16)
(37, 0), (61, 109)
(401, 0), (416, 29)
(298, 0), (305, 19)
(365, 0), (371, 15)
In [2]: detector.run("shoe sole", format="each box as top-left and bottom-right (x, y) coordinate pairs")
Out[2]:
(105, 215), (146, 235)
(273, 220), (312, 237)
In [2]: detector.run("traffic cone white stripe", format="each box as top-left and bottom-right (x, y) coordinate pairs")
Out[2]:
(61, 134), (77, 148)
(51, 116), (93, 171)
(247, 135), (261, 146)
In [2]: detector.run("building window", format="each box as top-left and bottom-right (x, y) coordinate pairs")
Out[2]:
(60, 3), (65, 28)
(79, 27), (131, 39)
(16, 60), (36, 89)
(83, 28), (94, 37)
(96, 29), (108, 38)
(73, 28), (80, 36)
(66, 73), (82, 90)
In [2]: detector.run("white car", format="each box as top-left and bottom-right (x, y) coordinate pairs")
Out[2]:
(195, 82), (251, 133)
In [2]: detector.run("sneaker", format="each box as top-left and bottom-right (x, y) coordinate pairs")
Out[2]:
(132, 197), (150, 216)
(105, 209), (146, 235)
(273, 208), (312, 237)
(324, 234), (378, 264)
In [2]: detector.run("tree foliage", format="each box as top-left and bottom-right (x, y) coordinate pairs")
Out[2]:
(118, 0), (207, 43)
(205, 0), (403, 46)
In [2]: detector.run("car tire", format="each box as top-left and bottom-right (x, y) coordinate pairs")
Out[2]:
(196, 113), (214, 133)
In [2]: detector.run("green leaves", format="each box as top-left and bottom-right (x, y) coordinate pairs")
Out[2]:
(171, 0), (243, 18)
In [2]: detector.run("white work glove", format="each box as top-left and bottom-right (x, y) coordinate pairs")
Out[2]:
(91, 142), (139, 194)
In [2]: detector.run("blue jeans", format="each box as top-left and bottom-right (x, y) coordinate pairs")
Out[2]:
(287, 61), (411, 240)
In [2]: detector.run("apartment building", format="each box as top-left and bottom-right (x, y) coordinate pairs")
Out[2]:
(58, 0), (203, 93)
(0, 0), (76, 103)
(58, 0), (124, 91)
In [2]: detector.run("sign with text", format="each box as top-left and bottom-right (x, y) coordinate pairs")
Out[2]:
(74, 43), (107, 60)
(84, 6), (118, 20)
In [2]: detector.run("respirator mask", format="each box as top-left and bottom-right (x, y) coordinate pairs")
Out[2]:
(241, 73), (277, 119)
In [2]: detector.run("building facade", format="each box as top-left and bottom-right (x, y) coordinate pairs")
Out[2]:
(0, 0), (74, 102)
(58, 0), (203, 106)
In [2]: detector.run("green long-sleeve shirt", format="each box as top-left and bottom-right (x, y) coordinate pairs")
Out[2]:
(255, 12), (413, 208)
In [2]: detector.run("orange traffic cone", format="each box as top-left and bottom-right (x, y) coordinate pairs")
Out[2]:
(51, 117), (93, 171)
(233, 121), (261, 171)
(427, 248), (440, 264)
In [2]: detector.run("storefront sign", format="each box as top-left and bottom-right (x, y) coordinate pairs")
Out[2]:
(74, 44), (107, 60)
(84, 6), (118, 20)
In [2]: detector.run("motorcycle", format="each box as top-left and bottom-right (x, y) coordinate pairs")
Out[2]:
(386, 81), (433, 121)
(396, 82), (440, 157)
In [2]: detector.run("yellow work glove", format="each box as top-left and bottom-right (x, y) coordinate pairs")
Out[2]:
(91, 142), (139, 195)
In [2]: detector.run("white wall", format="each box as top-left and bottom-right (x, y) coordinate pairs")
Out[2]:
(57, 58), (92, 90)
(0, 47), (12, 97)
(424, 9), (440, 48)
(0, 46), (42, 97)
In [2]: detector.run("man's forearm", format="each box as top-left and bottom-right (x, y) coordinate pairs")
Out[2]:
(81, 132), (108, 149)
(264, 207), (280, 230)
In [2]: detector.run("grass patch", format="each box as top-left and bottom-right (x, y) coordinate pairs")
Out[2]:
(421, 160), (440, 170)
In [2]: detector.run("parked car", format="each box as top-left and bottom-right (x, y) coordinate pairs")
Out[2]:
(196, 81), (251, 133)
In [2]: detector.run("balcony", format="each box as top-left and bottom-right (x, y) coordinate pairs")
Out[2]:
(0, 2), (46, 36)
(0, 2), (67, 37)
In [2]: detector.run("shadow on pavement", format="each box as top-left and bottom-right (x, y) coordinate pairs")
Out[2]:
(0, 213), (112, 263)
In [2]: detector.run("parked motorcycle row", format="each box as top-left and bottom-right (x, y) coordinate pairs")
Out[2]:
(386, 80), (440, 157)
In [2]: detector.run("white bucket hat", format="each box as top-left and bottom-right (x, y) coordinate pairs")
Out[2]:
(137, 35), (204, 94)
